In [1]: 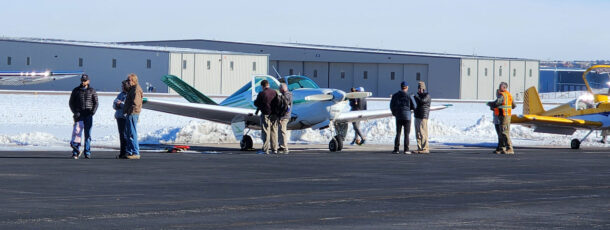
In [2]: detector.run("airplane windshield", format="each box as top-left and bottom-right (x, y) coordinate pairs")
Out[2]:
(253, 76), (279, 93)
(286, 76), (320, 91)
(584, 69), (610, 95)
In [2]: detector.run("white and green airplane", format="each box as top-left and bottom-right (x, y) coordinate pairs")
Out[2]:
(143, 75), (450, 152)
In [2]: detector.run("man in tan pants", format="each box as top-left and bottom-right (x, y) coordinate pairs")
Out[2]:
(413, 81), (431, 154)
(278, 83), (292, 154)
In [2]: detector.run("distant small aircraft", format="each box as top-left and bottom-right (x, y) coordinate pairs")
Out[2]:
(143, 75), (451, 152)
(512, 65), (610, 149)
(0, 71), (82, 85)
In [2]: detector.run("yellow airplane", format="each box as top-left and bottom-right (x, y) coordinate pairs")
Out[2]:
(512, 64), (610, 149)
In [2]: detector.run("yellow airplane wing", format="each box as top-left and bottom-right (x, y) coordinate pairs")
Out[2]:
(511, 114), (603, 135)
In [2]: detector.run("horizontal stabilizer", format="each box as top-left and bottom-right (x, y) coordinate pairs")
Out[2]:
(162, 75), (217, 105)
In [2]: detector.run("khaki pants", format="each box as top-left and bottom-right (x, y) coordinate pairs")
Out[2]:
(261, 115), (279, 152)
(498, 115), (513, 150)
(278, 118), (289, 150)
(414, 118), (429, 151)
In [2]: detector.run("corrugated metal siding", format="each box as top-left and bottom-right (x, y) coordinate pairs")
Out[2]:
(494, 60), (510, 90)
(377, 64), (404, 97)
(404, 64), (428, 95)
(525, 61), (539, 92)
(278, 61), (303, 76)
(303, 62), (329, 88)
(477, 60), (494, 100)
(194, 54), (221, 94)
(221, 55), (268, 94)
(353, 63), (378, 95)
(329, 63), (354, 92)
(460, 59), (478, 99)
(509, 61), (526, 100)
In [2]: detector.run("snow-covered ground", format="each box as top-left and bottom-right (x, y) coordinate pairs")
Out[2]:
(0, 93), (607, 151)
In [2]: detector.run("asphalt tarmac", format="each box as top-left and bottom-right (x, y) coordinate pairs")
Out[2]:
(0, 144), (608, 229)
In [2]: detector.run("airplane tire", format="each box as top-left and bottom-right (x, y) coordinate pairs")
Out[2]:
(570, 139), (580, 150)
(334, 135), (344, 151)
(329, 138), (339, 152)
(240, 135), (253, 151)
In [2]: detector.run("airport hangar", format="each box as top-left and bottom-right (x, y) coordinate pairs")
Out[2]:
(125, 39), (539, 100)
(0, 38), (269, 94)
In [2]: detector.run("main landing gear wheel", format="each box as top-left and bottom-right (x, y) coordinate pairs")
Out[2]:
(329, 135), (344, 152)
(570, 139), (581, 149)
(240, 135), (253, 151)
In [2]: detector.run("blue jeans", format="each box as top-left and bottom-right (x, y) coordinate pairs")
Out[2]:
(71, 115), (93, 156)
(124, 114), (139, 156)
(116, 118), (127, 156)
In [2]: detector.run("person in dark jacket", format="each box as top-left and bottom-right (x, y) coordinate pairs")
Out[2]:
(390, 81), (417, 154)
(68, 74), (98, 159)
(348, 87), (366, 145)
(413, 81), (431, 154)
(123, 73), (144, 159)
(277, 83), (292, 154)
(113, 80), (130, 159)
(254, 80), (278, 154)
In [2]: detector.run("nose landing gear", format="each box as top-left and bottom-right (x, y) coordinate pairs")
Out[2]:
(329, 122), (348, 152)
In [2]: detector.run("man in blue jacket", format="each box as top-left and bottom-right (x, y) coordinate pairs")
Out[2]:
(390, 81), (417, 154)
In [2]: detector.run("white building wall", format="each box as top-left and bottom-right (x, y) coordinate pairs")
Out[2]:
(194, 54), (222, 94)
(477, 60), (494, 100)
(494, 60), (510, 90)
(509, 60), (526, 100)
(303, 62), (329, 88)
(220, 54), (267, 94)
(460, 59), (478, 99)
(181, 54), (195, 86)
(525, 61), (539, 92)
(353, 63), (378, 95)
(0, 40), (170, 92)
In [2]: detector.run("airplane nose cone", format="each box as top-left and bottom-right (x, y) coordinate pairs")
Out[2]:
(332, 90), (346, 102)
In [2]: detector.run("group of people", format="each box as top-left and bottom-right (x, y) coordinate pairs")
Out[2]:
(69, 73), (143, 159)
(390, 81), (431, 154)
(254, 80), (293, 154)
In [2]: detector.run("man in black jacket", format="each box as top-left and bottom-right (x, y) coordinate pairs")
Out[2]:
(68, 74), (98, 159)
(413, 81), (431, 154)
(390, 81), (417, 154)
(348, 87), (367, 145)
(254, 80), (278, 154)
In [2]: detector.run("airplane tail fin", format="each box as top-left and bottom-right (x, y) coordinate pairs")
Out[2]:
(523, 86), (545, 115)
(161, 75), (218, 105)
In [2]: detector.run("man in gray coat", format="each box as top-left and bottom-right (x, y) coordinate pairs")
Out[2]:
(277, 83), (292, 154)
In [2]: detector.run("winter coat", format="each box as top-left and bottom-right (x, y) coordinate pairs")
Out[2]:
(359, 97), (368, 111)
(69, 85), (98, 120)
(280, 90), (293, 120)
(390, 90), (417, 121)
(414, 92), (431, 119)
(113, 92), (127, 119)
(254, 87), (277, 115)
(124, 84), (144, 115)
(349, 98), (360, 111)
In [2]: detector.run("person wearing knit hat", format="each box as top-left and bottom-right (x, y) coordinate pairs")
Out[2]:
(413, 81), (431, 154)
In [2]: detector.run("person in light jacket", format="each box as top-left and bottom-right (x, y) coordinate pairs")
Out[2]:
(113, 80), (130, 159)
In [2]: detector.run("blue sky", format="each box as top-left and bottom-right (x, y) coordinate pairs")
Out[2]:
(1, 0), (608, 60)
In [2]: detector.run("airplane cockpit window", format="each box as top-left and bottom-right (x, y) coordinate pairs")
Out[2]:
(253, 76), (279, 93)
(285, 76), (320, 91)
(585, 69), (610, 95)
(571, 94), (596, 111)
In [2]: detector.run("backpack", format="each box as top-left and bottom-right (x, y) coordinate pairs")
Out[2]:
(273, 94), (290, 117)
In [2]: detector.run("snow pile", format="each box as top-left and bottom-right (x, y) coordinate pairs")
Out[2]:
(0, 132), (63, 146)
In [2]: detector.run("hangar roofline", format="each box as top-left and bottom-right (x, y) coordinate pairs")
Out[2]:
(121, 38), (537, 61)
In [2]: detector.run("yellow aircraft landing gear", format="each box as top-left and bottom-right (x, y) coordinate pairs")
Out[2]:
(571, 130), (594, 150)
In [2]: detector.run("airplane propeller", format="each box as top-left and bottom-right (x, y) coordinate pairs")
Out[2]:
(305, 94), (334, 101)
(345, 92), (372, 99)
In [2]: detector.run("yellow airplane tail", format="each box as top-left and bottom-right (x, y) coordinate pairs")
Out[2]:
(523, 86), (545, 115)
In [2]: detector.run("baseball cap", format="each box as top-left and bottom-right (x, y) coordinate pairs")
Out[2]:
(400, 81), (408, 88)
(81, 74), (90, 82)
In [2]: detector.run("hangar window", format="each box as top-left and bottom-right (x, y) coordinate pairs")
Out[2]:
(363, 71), (368, 79)
(484, 68), (488, 76)
(390, 72), (395, 80)
(313, 70), (318, 78)
(7, 56), (11, 65)
(341, 71), (345, 79)
(252, 62), (256, 71)
(513, 69), (516, 77)
(78, 58), (83, 67)
(26, 57), (30, 66)
(182, 60), (187, 69)
(529, 69), (532, 77)
(112, 59), (117, 68)
(289, 69), (294, 75)
(206, 60), (211, 70)
(146, 59), (151, 69)
(416, 72), (421, 81)
(467, 68), (471, 76)
(230, 61), (234, 71)
(499, 67), (502, 76)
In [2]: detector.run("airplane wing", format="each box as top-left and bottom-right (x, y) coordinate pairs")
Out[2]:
(335, 105), (451, 123)
(511, 114), (603, 135)
(0, 71), (82, 85)
(143, 98), (259, 125)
